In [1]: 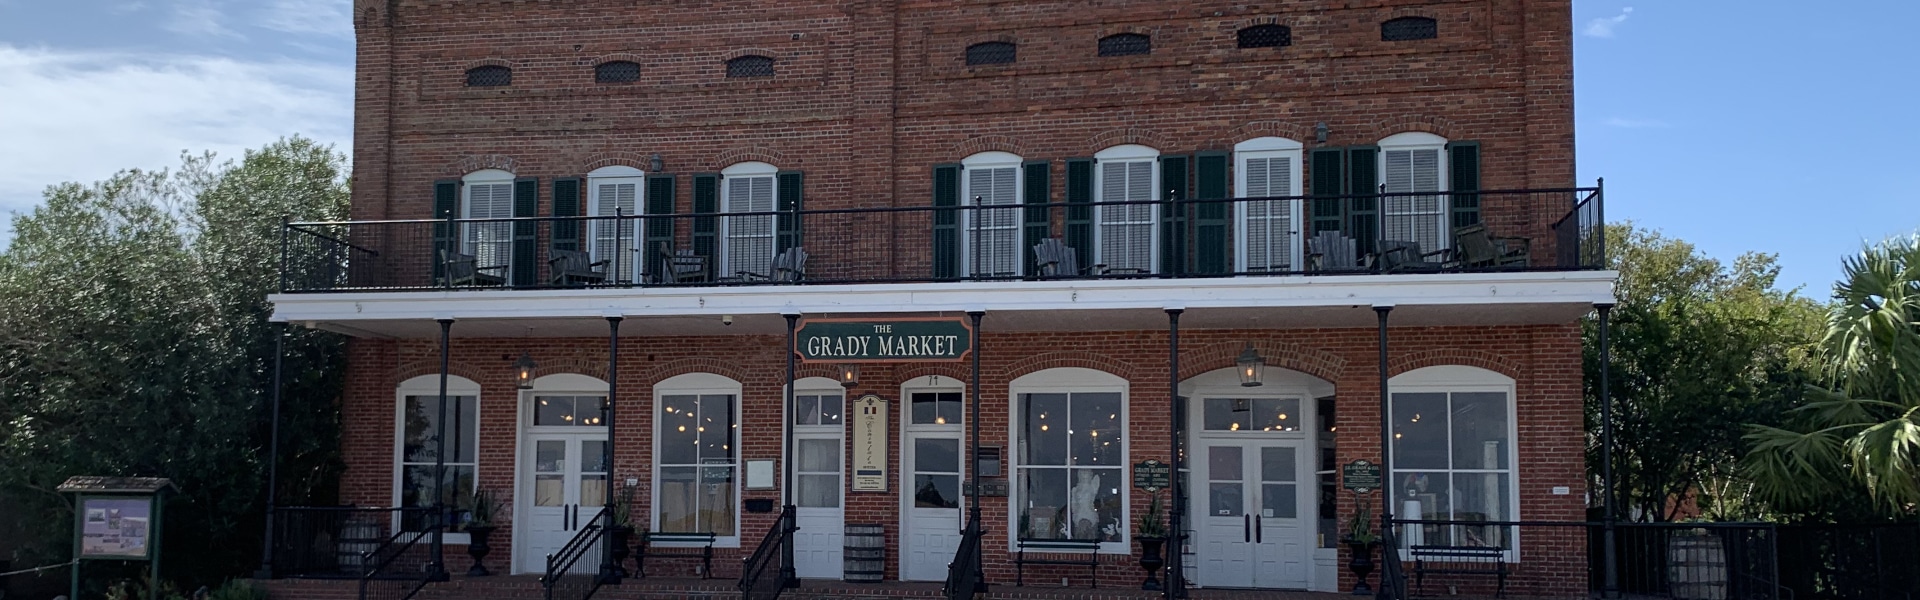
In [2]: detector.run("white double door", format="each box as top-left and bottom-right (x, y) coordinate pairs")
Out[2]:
(517, 433), (609, 574)
(1196, 438), (1311, 589)
(900, 390), (965, 581)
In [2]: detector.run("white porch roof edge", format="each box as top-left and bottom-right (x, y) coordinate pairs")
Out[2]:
(270, 271), (1616, 326)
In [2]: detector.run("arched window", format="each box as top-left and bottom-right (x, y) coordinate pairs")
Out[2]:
(1097, 33), (1151, 57)
(960, 152), (1024, 277)
(1387, 365), (1517, 555)
(595, 60), (640, 84)
(1234, 137), (1305, 272)
(654, 373), (744, 545)
(1377, 132), (1450, 255)
(465, 65), (511, 87)
(1008, 367), (1129, 552)
(1237, 24), (1292, 49)
(394, 375), (481, 537)
(965, 42), (1017, 66)
(587, 165), (644, 282)
(726, 55), (775, 78)
(1093, 144), (1160, 273)
(1381, 16), (1438, 41)
(720, 161), (779, 278)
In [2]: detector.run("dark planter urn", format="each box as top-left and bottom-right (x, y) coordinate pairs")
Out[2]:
(465, 526), (498, 577)
(1344, 539), (1378, 595)
(1137, 536), (1167, 591)
(608, 525), (634, 578)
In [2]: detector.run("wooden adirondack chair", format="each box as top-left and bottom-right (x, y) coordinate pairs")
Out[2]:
(1305, 231), (1366, 272)
(1031, 238), (1083, 278)
(438, 248), (507, 287)
(547, 248), (609, 286)
(1452, 224), (1531, 269)
(737, 247), (808, 283)
(651, 242), (709, 284)
(1378, 240), (1451, 273)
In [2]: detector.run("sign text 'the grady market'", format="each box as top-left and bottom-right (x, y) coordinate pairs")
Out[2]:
(794, 318), (973, 362)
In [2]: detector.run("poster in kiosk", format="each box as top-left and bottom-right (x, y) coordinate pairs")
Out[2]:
(57, 476), (176, 600)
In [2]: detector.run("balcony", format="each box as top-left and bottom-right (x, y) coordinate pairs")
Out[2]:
(280, 188), (1603, 294)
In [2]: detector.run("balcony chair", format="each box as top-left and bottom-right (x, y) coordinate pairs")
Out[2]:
(547, 248), (609, 286)
(1305, 231), (1369, 273)
(734, 247), (808, 283)
(1452, 224), (1531, 269)
(650, 242), (709, 284)
(1378, 240), (1451, 273)
(1031, 238), (1084, 278)
(437, 248), (506, 287)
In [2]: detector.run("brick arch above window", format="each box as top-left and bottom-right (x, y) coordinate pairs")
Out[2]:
(1381, 16), (1438, 41)
(640, 359), (754, 386)
(965, 41), (1016, 66)
(713, 146), (787, 168)
(394, 362), (490, 387)
(1389, 349), (1523, 381)
(1359, 115), (1457, 141)
(947, 134), (1028, 158)
(726, 55), (776, 78)
(444, 154), (519, 177)
(1177, 339), (1346, 384)
(1085, 127), (1172, 153)
(579, 153), (653, 173)
(997, 352), (1142, 384)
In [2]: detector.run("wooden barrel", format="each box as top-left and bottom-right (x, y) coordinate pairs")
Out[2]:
(1667, 531), (1727, 600)
(337, 518), (383, 572)
(843, 524), (886, 583)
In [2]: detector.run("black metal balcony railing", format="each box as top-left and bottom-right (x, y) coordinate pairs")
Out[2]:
(280, 187), (1602, 293)
(269, 506), (437, 579)
(1381, 519), (1780, 600)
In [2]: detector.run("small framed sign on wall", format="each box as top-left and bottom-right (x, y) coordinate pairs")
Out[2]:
(850, 394), (888, 492)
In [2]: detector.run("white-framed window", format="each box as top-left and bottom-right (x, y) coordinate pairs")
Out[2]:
(462, 169), (516, 280)
(394, 374), (482, 540)
(1234, 137), (1305, 273)
(1388, 365), (1518, 559)
(1093, 145), (1160, 274)
(720, 162), (778, 279)
(789, 378), (845, 509)
(587, 165), (643, 282)
(960, 152), (1024, 278)
(654, 372), (743, 546)
(1009, 367), (1129, 552)
(1377, 132), (1449, 254)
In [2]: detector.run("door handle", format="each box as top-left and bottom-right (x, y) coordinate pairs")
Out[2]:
(1256, 515), (1263, 543)
(1244, 514), (1251, 543)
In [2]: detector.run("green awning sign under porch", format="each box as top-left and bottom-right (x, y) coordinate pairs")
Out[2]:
(794, 317), (973, 363)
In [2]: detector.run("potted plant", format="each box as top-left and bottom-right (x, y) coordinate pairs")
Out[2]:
(1135, 492), (1168, 591)
(1341, 505), (1381, 595)
(608, 482), (637, 577)
(465, 489), (501, 576)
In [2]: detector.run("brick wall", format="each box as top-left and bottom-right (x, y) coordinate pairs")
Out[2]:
(333, 321), (1583, 594)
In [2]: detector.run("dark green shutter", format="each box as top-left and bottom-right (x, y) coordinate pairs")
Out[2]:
(1345, 145), (1380, 254)
(931, 164), (961, 279)
(552, 178), (582, 252)
(776, 171), (803, 253)
(1064, 158), (1094, 260)
(511, 177), (539, 286)
(1193, 151), (1232, 274)
(1447, 141), (1482, 228)
(1308, 148), (1345, 236)
(691, 174), (718, 264)
(1022, 160), (1052, 276)
(432, 180), (460, 281)
(1159, 155), (1191, 275)
(645, 174), (677, 278)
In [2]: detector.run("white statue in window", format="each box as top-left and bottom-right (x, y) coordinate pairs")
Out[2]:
(1070, 470), (1100, 539)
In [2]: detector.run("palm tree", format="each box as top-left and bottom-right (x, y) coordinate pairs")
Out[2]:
(1745, 235), (1920, 514)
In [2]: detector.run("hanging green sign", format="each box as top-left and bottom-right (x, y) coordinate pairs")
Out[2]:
(795, 318), (973, 363)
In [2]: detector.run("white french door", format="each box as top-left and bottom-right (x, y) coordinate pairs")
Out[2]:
(1196, 439), (1311, 589)
(1380, 147), (1448, 254)
(792, 391), (846, 579)
(588, 178), (640, 282)
(900, 390), (964, 581)
(516, 433), (609, 574)
(1236, 153), (1304, 273)
(963, 165), (1022, 277)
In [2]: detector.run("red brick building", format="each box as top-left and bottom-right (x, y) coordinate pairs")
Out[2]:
(263, 0), (1609, 597)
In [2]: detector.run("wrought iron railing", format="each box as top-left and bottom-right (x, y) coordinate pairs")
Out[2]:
(356, 515), (443, 600)
(280, 187), (1605, 293)
(1776, 522), (1920, 600)
(942, 521), (986, 600)
(541, 506), (612, 600)
(1378, 519), (1408, 600)
(1381, 519), (1779, 600)
(739, 506), (798, 600)
(270, 506), (434, 579)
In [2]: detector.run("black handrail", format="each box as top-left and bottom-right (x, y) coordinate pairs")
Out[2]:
(1377, 519), (1408, 600)
(943, 521), (986, 600)
(542, 506), (612, 600)
(356, 519), (442, 600)
(739, 506), (797, 600)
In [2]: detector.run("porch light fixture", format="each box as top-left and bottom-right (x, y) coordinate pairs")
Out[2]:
(649, 154), (665, 172)
(515, 351), (538, 389)
(1314, 122), (1330, 144)
(837, 364), (859, 388)
(1236, 343), (1266, 387)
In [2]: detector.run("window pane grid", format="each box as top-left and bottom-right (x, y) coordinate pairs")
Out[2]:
(727, 56), (775, 78)
(1017, 392), (1123, 543)
(965, 42), (1016, 66)
(1237, 25), (1292, 49)
(400, 395), (478, 532)
(595, 61), (640, 83)
(465, 66), (511, 87)
(658, 394), (738, 536)
(1390, 390), (1510, 549)
(1098, 33), (1151, 57)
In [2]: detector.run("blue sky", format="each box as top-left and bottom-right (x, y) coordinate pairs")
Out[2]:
(0, 1), (1912, 295)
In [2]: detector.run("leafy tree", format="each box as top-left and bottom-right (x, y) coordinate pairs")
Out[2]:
(1586, 224), (1823, 522)
(0, 137), (349, 588)
(1745, 234), (1920, 518)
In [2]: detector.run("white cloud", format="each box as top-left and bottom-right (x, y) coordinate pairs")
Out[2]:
(0, 44), (352, 223)
(1584, 6), (1634, 38)
(255, 0), (353, 39)
(165, 0), (244, 39)
(1604, 117), (1669, 129)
